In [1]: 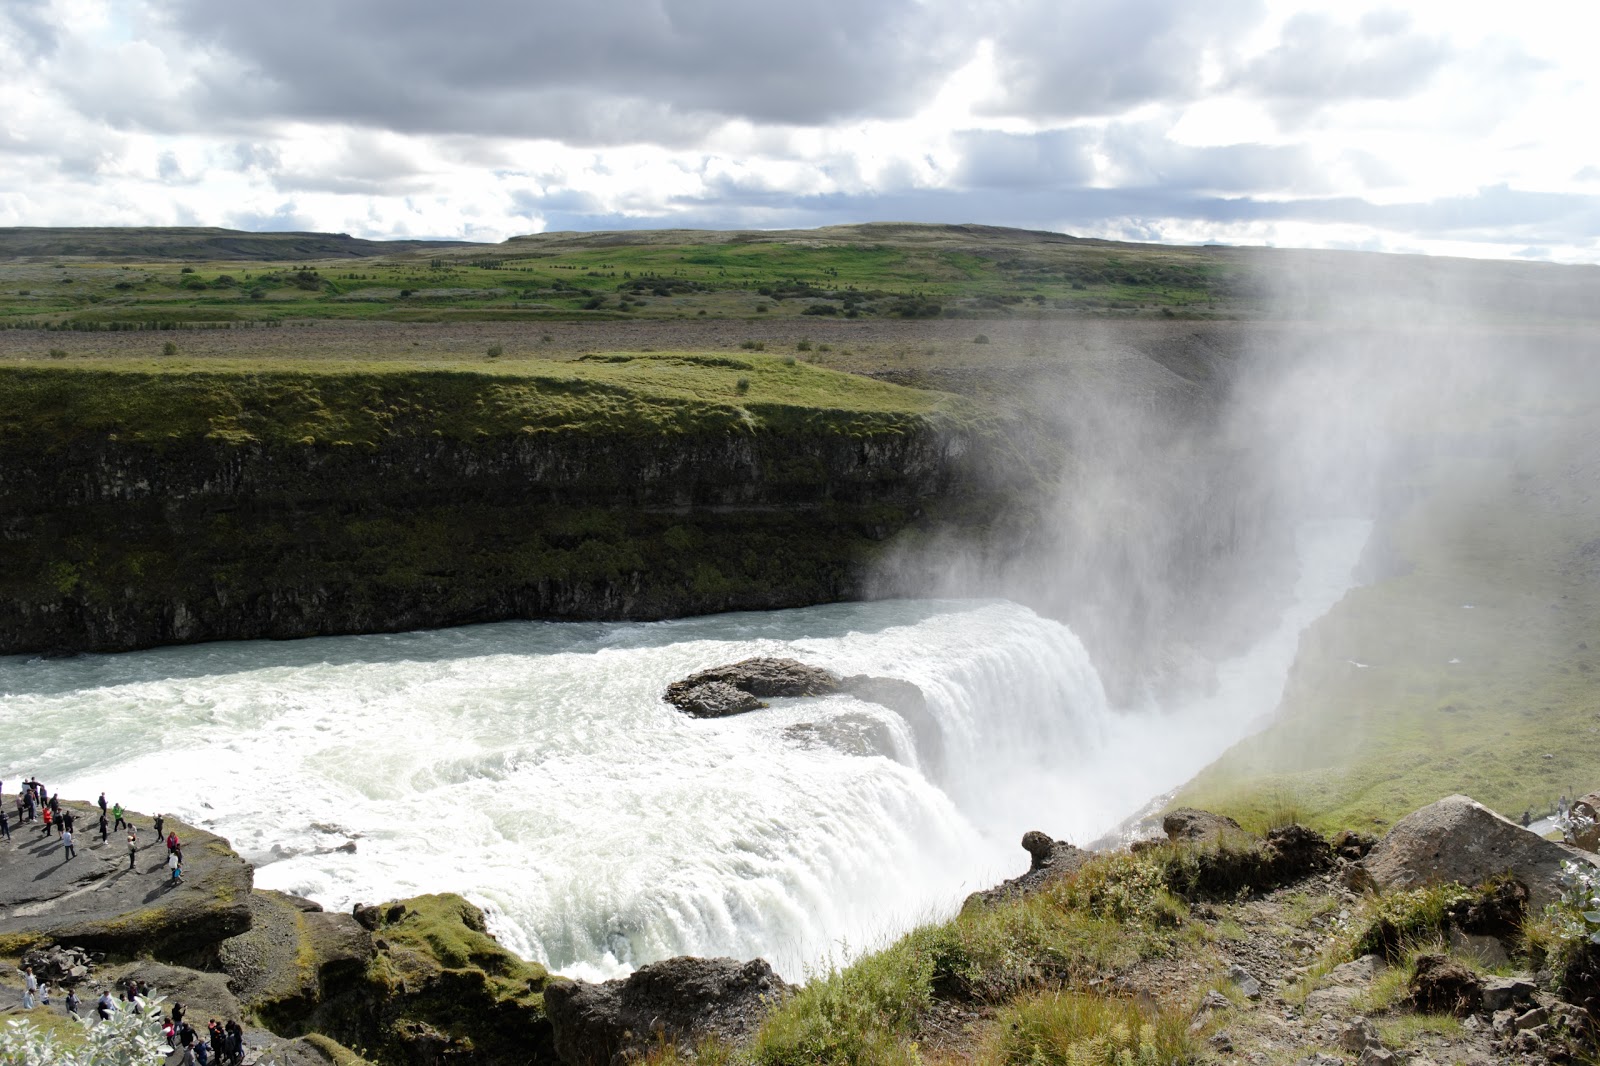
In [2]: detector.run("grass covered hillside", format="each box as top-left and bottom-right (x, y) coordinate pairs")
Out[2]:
(1176, 351), (1600, 833)
(6, 222), (1594, 333)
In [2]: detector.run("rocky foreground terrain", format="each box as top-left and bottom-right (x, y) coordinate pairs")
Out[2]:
(5, 790), (1600, 1065)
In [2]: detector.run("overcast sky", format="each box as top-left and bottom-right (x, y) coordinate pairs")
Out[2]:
(3, 1), (1597, 260)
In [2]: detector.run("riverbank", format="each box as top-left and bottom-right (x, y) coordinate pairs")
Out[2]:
(0, 797), (552, 1064)
(0, 355), (1038, 657)
(7, 795), (1599, 1065)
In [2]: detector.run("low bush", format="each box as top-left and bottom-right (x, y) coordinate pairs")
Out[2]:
(979, 990), (1195, 1066)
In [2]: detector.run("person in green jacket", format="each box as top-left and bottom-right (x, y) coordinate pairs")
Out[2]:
(112, 802), (126, 831)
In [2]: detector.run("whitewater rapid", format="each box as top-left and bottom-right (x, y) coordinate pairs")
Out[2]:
(0, 520), (1368, 980)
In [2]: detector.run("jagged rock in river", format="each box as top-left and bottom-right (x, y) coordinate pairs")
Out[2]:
(1362, 794), (1597, 908)
(544, 955), (792, 1066)
(666, 659), (947, 776)
(666, 657), (837, 713)
(665, 680), (767, 718)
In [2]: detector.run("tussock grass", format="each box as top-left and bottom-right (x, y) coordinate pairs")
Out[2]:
(1348, 884), (1475, 962)
(747, 852), (1188, 1066)
(977, 991), (1196, 1066)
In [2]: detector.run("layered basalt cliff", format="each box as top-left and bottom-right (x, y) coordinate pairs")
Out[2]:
(0, 356), (1037, 655)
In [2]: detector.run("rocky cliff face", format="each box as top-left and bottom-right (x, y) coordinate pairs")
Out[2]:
(0, 372), (1029, 655)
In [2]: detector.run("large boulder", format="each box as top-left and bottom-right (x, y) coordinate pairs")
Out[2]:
(665, 658), (838, 713)
(1363, 794), (1597, 908)
(666, 680), (767, 718)
(544, 956), (791, 1066)
(1163, 808), (1246, 844)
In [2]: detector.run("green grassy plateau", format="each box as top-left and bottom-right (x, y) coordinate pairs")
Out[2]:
(0, 351), (969, 447)
(5, 222), (1594, 332)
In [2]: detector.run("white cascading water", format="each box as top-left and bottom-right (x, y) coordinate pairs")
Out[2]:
(0, 519), (1368, 980)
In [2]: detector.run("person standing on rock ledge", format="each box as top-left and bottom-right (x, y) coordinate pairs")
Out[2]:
(98, 810), (108, 843)
(21, 967), (37, 1009)
(62, 826), (75, 860)
(126, 827), (138, 870)
(1, 808), (10, 843)
(112, 802), (125, 831)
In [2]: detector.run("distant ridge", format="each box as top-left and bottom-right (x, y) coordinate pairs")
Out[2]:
(0, 227), (482, 261)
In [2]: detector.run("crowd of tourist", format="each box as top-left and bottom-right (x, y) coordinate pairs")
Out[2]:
(6, 778), (239, 1062)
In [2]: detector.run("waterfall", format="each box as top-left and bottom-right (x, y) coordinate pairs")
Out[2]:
(0, 519), (1367, 979)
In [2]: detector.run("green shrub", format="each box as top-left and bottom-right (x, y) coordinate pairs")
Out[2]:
(796, 339), (812, 352)
(162, 341), (178, 356)
(974, 334), (990, 344)
(735, 377), (751, 395)
(48, 348), (67, 359)
(486, 344), (503, 358)
(739, 340), (765, 351)
(748, 942), (931, 1066)
(1350, 884), (1474, 960)
(980, 990), (1195, 1066)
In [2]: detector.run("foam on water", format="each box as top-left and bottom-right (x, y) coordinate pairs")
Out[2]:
(0, 519), (1368, 979)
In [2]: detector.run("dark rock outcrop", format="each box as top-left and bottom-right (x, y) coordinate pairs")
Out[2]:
(0, 806), (252, 960)
(966, 830), (1092, 908)
(544, 955), (792, 1066)
(18, 944), (96, 986)
(1407, 952), (1483, 1016)
(664, 660), (944, 774)
(0, 369), (1023, 657)
(1163, 808), (1246, 843)
(1362, 794), (1597, 908)
(664, 680), (768, 718)
(666, 658), (838, 715)
(1160, 819), (1332, 900)
(1332, 829), (1378, 861)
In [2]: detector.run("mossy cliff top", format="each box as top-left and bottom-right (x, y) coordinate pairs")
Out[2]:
(0, 352), (977, 451)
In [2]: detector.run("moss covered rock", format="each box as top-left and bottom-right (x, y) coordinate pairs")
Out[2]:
(273, 893), (553, 1066)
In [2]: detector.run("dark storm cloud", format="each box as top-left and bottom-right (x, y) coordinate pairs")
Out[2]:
(952, 129), (1096, 189)
(981, 0), (1265, 119)
(1234, 10), (1451, 108)
(517, 183), (1600, 252)
(165, 0), (975, 142)
(950, 125), (1325, 196)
